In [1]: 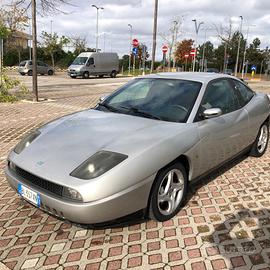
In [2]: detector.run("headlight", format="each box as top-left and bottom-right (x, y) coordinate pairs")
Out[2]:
(70, 151), (128, 180)
(14, 130), (41, 154)
(62, 187), (83, 201)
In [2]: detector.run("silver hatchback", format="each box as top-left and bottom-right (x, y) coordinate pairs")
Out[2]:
(18, 60), (54, 76)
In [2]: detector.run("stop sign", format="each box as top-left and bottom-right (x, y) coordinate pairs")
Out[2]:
(132, 38), (139, 47)
(162, 45), (168, 53)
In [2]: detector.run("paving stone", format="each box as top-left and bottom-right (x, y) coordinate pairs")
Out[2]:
(0, 85), (270, 269)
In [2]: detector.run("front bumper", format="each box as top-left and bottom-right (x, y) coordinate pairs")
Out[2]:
(67, 70), (82, 77)
(5, 166), (154, 224)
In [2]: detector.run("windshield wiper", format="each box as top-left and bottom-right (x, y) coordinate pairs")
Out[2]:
(97, 103), (121, 113)
(120, 106), (162, 120)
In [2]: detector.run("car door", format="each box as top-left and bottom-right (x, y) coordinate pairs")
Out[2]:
(86, 57), (95, 75)
(193, 78), (249, 175)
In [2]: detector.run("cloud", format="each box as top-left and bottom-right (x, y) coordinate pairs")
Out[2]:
(33, 0), (270, 60)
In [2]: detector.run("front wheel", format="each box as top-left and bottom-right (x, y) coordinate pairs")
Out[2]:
(82, 71), (89, 79)
(148, 162), (187, 222)
(27, 70), (33, 76)
(48, 70), (53, 76)
(250, 122), (269, 157)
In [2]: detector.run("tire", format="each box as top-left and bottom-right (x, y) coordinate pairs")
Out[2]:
(20, 73), (25, 76)
(148, 162), (187, 222)
(82, 71), (89, 79)
(27, 70), (33, 76)
(99, 75), (104, 78)
(48, 70), (53, 76)
(110, 70), (117, 78)
(70, 76), (77, 79)
(250, 122), (269, 157)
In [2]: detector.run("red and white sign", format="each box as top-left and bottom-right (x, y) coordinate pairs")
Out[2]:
(162, 45), (168, 53)
(132, 38), (139, 47)
(190, 48), (196, 56)
(184, 54), (189, 58)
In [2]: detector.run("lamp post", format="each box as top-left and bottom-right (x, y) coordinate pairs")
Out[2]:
(234, 15), (243, 77)
(128, 24), (133, 75)
(192, 19), (204, 72)
(241, 24), (255, 79)
(92, 4), (104, 53)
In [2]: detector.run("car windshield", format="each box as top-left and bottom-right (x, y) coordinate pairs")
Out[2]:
(19, 61), (26, 67)
(72, 57), (88, 65)
(97, 78), (202, 123)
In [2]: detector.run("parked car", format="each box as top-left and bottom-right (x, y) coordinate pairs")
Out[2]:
(5, 72), (270, 224)
(18, 60), (54, 76)
(224, 68), (233, 75)
(67, 52), (119, 79)
(206, 68), (219, 73)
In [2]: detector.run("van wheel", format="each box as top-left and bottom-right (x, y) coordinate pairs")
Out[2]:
(82, 72), (89, 79)
(48, 70), (53, 76)
(27, 70), (33, 76)
(110, 71), (117, 78)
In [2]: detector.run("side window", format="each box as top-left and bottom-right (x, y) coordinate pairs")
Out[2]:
(200, 79), (240, 116)
(87, 58), (94, 65)
(233, 80), (254, 106)
(37, 61), (42, 66)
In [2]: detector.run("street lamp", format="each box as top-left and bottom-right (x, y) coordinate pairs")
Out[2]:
(92, 4), (104, 53)
(235, 15), (243, 76)
(241, 24), (256, 79)
(128, 24), (133, 75)
(192, 19), (204, 72)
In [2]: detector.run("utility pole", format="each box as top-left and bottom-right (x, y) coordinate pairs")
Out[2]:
(31, 0), (38, 102)
(150, 0), (158, 73)
(192, 19), (204, 72)
(201, 28), (207, 72)
(0, 38), (3, 87)
(128, 24), (133, 75)
(235, 15), (243, 77)
(92, 5), (104, 53)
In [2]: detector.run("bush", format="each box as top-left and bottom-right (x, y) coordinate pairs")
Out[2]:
(0, 73), (28, 103)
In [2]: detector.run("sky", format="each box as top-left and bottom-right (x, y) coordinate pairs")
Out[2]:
(5, 0), (270, 59)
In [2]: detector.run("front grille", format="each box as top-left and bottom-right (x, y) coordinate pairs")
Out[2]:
(9, 163), (63, 197)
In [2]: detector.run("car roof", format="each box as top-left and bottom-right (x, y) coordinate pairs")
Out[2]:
(142, 72), (236, 84)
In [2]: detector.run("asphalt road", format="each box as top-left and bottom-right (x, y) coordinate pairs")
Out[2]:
(7, 71), (133, 100)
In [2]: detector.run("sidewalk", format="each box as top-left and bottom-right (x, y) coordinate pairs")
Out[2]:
(1, 92), (270, 269)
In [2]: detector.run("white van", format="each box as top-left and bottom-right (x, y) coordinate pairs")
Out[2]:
(67, 52), (119, 79)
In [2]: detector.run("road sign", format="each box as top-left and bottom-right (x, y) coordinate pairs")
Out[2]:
(184, 54), (189, 58)
(251, 65), (257, 71)
(132, 38), (139, 47)
(190, 48), (196, 56)
(132, 47), (138, 55)
(162, 45), (168, 53)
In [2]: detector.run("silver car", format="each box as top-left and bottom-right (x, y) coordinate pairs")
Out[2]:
(5, 73), (270, 224)
(18, 60), (54, 76)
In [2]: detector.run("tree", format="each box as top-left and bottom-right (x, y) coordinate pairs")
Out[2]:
(174, 39), (193, 64)
(41, 31), (69, 69)
(70, 36), (88, 55)
(197, 41), (214, 70)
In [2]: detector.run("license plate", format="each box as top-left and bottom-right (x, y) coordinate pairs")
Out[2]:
(18, 183), (41, 207)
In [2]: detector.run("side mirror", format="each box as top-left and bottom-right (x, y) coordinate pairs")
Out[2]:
(203, 108), (222, 119)
(99, 95), (108, 103)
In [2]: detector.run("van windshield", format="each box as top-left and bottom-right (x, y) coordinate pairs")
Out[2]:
(72, 57), (88, 65)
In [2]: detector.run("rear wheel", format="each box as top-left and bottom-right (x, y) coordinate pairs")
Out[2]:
(27, 70), (33, 76)
(148, 162), (187, 222)
(250, 122), (269, 157)
(82, 71), (89, 79)
(110, 70), (117, 78)
(48, 70), (53, 76)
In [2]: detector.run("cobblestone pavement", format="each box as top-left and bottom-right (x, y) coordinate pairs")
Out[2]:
(1, 84), (270, 270)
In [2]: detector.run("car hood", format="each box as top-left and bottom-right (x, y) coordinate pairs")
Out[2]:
(11, 109), (189, 181)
